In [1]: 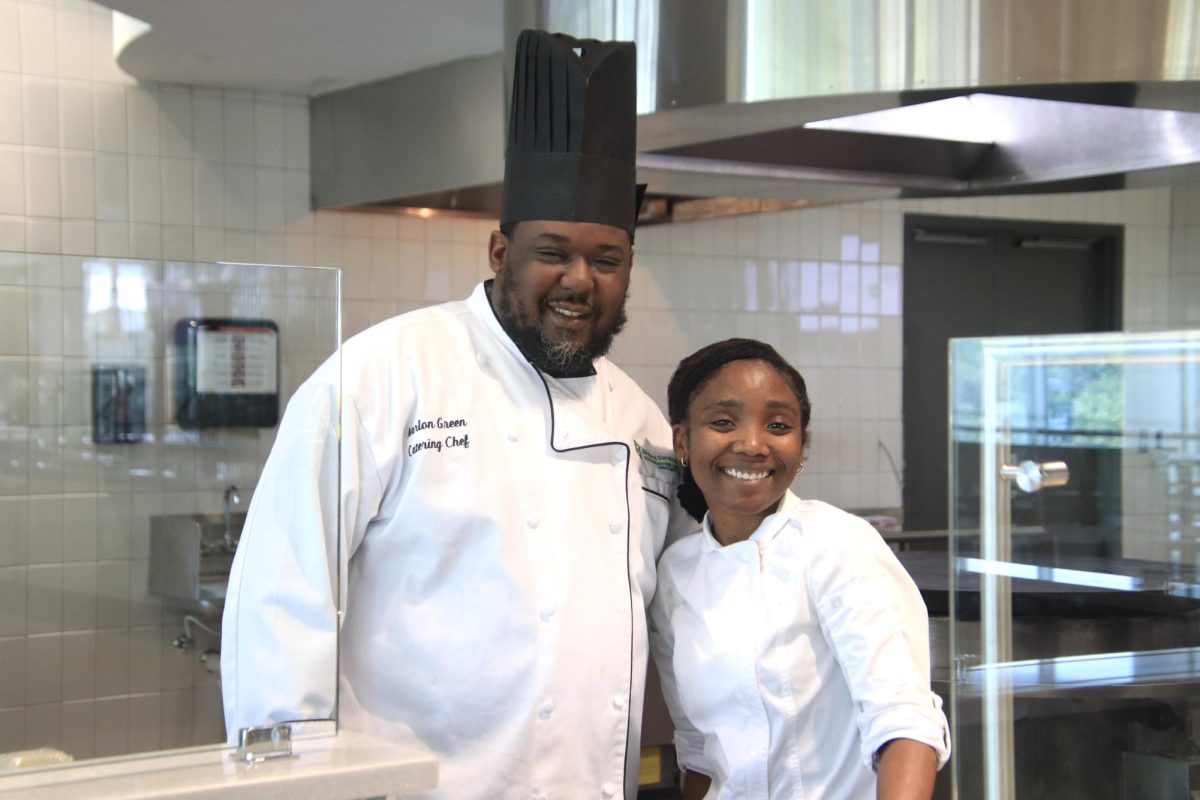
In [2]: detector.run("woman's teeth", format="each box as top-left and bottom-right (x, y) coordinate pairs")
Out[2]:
(722, 467), (770, 481)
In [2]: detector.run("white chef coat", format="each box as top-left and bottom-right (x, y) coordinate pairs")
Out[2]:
(649, 490), (950, 800)
(222, 281), (689, 800)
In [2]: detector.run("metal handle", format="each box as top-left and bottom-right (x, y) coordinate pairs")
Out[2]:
(999, 460), (1069, 493)
(232, 723), (293, 763)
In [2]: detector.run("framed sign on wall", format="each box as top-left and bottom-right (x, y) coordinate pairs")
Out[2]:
(171, 317), (280, 429)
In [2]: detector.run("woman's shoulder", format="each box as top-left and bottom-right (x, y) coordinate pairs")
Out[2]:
(785, 498), (889, 550)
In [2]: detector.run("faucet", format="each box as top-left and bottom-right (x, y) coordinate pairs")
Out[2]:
(223, 485), (242, 551)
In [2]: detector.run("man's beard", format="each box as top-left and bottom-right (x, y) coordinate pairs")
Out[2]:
(492, 270), (628, 377)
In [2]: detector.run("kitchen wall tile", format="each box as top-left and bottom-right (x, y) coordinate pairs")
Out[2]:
(93, 628), (129, 698)
(127, 693), (161, 752)
(0, 74), (23, 145)
(23, 701), (59, 751)
(62, 494), (97, 561)
(222, 91), (254, 165)
(128, 155), (161, 224)
(61, 562), (96, 632)
(95, 219), (128, 257)
(254, 97), (285, 168)
(59, 630), (94, 700)
(157, 86), (191, 159)
(0, 498), (28, 566)
(25, 564), (63, 635)
(59, 698), (95, 759)
(158, 158), (192, 226)
(92, 83), (126, 153)
(0, 146), (25, 216)
(53, 5), (90, 80)
(129, 222), (161, 258)
(25, 147), (60, 218)
(26, 286), (63, 356)
(284, 98), (308, 170)
(96, 495), (131, 559)
(125, 84), (159, 156)
(57, 80), (91, 152)
(26, 215), (61, 252)
(254, 167), (285, 231)
(0, 1), (20, 74)
(222, 164), (255, 230)
(25, 632), (61, 703)
(0, 636), (26, 709)
(28, 427), (65, 494)
(158, 688), (192, 748)
(27, 357), (62, 424)
(95, 558), (131, 629)
(18, 1), (55, 77)
(60, 149), (95, 219)
(93, 152), (128, 221)
(0, 565), (28, 636)
(92, 695), (128, 757)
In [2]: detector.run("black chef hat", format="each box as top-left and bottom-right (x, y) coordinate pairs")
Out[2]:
(501, 29), (645, 239)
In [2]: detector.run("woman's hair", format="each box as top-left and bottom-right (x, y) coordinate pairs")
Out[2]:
(667, 338), (812, 522)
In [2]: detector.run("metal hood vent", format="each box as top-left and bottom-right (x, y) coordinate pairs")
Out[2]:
(312, 0), (1200, 219)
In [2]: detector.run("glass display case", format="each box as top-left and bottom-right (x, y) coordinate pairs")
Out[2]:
(949, 330), (1200, 799)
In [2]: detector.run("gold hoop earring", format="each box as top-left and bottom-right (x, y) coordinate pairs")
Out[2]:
(796, 462), (805, 474)
(680, 456), (688, 468)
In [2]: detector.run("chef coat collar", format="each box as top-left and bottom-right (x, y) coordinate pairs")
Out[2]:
(474, 279), (599, 378)
(698, 489), (802, 553)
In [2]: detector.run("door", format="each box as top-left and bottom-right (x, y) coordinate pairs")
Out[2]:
(902, 215), (1122, 546)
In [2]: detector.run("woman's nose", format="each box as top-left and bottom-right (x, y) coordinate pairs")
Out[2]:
(732, 428), (768, 455)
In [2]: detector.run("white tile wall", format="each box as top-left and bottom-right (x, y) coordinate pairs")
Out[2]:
(1, 0), (1198, 765)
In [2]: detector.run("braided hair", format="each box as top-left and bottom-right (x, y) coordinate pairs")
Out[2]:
(667, 338), (812, 522)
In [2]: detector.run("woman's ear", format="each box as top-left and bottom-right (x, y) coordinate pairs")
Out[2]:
(672, 424), (688, 464)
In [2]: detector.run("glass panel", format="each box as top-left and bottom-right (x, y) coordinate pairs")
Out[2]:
(949, 330), (1200, 799)
(0, 252), (340, 769)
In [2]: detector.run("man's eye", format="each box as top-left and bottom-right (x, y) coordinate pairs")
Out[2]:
(537, 249), (566, 261)
(709, 419), (734, 429)
(592, 258), (621, 271)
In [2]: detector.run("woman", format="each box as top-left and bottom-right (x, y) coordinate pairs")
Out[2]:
(650, 338), (950, 800)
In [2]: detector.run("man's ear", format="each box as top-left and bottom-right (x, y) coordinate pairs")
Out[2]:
(488, 230), (509, 275)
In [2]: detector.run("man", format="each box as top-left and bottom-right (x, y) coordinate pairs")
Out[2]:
(221, 29), (689, 799)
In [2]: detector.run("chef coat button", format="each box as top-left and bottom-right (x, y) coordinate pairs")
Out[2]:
(540, 605), (557, 621)
(609, 519), (623, 535)
(602, 784), (616, 798)
(612, 694), (626, 711)
(476, 352), (489, 367)
(832, 596), (843, 609)
(539, 700), (554, 720)
(527, 514), (540, 529)
(507, 429), (519, 442)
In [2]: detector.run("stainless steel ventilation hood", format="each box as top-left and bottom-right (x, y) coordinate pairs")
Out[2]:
(311, 0), (1200, 219)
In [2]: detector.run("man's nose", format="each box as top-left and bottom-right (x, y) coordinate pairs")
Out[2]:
(560, 255), (594, 293)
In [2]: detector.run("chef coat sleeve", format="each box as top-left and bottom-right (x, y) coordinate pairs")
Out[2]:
(221, 363), (384, 740)
(807, 516), (951, 771)
(648, 557), (710, 777)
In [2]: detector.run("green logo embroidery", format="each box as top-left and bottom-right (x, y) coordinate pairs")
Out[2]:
(634, 441), (681, 474)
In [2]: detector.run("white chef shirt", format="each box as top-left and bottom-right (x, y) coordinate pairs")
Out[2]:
(223, 281), (690, 799)
(649, 490), (950, 799)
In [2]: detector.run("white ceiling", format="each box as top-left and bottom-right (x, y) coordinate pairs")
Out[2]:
(101, 0), (505, 96)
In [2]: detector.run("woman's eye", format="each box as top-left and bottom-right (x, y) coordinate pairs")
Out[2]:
(767, 422), (794, 432)
(709, 419), (734, 429)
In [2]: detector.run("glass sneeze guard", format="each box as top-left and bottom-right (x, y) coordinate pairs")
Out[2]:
(0, 252), (341, 774)
(949, 330), (1200, 799)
